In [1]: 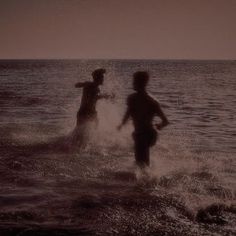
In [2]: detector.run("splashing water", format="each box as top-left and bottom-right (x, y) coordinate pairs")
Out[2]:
(0, 59), (235, 235)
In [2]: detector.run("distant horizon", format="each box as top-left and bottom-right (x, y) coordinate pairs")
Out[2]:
(0, 58), (235, 61)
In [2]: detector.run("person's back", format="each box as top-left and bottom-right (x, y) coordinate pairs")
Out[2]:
(128, 91), (161, 132)
(118, 71), (169, 168)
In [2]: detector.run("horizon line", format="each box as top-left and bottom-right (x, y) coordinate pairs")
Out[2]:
(0, 58), (235, 61)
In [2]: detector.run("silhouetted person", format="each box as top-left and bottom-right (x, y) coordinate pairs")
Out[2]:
(73, 68), (113, 147)
(118, 71), (169, 168)
(75, 68), (107, 126)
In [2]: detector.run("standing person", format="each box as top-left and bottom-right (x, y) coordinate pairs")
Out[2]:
(118, 71), (169, 168)
(73, 68), (113, 147)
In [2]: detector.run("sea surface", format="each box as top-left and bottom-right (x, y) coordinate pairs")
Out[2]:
(0, 59), (235, 235)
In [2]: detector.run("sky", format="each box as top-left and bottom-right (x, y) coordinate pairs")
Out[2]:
(0, 0), (236, 59)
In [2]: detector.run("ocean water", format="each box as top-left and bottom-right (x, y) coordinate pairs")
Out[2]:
(0, 59), (235, 235)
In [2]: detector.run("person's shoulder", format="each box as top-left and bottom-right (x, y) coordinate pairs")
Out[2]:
(127, 93), (137, 104)
(147, 93), (160, 105)
(128, 93), (137, 100)
(83, 81), (94, 89)
(85, 81), (93, 86)
(147, 92), (157, 101)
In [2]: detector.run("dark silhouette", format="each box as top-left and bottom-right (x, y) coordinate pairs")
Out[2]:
(73, 68), (113, 147)
(75, 68), (106, 126)
(118, 71), (169, 168)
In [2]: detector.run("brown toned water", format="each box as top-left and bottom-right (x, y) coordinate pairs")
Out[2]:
(0, 60), (235, 235)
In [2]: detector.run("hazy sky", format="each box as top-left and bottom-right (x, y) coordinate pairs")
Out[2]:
(1, 0), (236, 59)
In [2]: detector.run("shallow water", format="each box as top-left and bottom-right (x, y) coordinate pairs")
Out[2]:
(0, 60), (235, 235)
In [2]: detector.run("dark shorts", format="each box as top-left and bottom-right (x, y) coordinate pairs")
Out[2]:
(132, 128), (158, 167)
(132, 128), (158, 147)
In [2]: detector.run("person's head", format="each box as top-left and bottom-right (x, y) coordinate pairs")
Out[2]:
(92, 68), (106, 85)
(133, 71), (149, 92)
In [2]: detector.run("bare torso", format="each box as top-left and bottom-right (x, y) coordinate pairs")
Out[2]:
(128, 92), (161, 132)
(78, 82), (100, 116)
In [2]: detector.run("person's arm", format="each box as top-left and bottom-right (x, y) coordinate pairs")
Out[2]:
(117, 108), (131, 131)
(117, 96), (131, 130)
(155, 102), (169, 130)
(75, 82), (88, 88)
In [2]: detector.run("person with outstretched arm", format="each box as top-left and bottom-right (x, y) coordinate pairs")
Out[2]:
(74, 68), (114, 147)
(118, 71), (169, 168)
